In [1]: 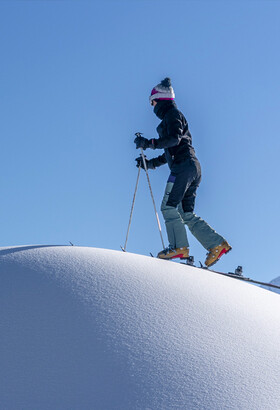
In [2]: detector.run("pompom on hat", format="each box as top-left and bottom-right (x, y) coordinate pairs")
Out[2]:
(149, 77), (175, 104)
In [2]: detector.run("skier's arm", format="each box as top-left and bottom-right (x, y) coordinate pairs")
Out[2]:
(135, 153), (167, 170)
(150, 153), (167, 168)
(152, 111), (183, 149)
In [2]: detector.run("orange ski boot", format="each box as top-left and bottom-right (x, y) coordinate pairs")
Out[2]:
(157, 246), (189, 260)
(205, 241), (232, 267)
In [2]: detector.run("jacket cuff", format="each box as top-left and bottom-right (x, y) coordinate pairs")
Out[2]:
(148, 139), (157, 149)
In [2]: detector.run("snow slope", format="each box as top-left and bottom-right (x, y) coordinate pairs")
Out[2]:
(1, 246), (280, 410)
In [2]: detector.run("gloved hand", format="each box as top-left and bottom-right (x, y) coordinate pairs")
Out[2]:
(135, 156), (155, 170)
(134, 135), (155, 150)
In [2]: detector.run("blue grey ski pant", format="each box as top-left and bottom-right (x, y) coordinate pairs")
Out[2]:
(161, 159), (225, 250)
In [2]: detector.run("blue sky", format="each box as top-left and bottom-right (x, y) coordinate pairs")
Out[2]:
(0, 0), (279, 282)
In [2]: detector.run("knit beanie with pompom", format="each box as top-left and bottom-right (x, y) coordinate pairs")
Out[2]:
(149, 77), (175, 104)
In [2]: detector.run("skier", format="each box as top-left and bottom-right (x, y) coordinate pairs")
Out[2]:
(134, 78), (231, 267)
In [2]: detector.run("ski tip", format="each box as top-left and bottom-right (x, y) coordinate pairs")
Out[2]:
(120, 246), (126, 252)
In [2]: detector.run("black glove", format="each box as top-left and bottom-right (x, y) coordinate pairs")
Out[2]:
(134, 135), (155, 150)
(135, 156), (155, 170)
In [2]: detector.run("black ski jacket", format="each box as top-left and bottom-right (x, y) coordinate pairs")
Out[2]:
(151, 101), (198, 170)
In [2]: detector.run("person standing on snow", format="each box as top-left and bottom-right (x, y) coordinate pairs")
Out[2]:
(134, 77), (231, 267)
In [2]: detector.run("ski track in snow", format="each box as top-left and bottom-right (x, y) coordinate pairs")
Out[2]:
(1, 245), (280, 410)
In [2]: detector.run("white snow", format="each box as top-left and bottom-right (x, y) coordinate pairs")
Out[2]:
(1, 245), (280, 410)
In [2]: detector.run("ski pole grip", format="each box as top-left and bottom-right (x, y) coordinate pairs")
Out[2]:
(135, 132), (149, 171)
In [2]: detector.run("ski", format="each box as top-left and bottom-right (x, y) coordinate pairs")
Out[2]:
(123, 250), (280, 291)
(184, 262), (280, 290)
(151, 253), (280, 291)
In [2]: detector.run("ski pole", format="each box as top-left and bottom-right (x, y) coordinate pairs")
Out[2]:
(139, 144), (165, 250)
(121, 165), (141, 252)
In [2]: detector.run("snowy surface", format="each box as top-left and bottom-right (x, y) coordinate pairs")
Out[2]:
(1, 245), (280, 410)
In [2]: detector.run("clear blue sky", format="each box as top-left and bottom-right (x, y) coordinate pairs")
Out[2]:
(1, 0), (279, 282)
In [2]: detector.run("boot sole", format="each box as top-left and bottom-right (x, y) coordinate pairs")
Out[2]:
(158, 254), (189, 260)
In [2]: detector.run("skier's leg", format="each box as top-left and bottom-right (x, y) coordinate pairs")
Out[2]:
(178, 160), (231, 266)
(179, 208), (225, 250)
(178, 161), (225, 249)
(178, 177), (225, 249)
(161, 175), (189, 249)
(179, 192), (231, 266)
